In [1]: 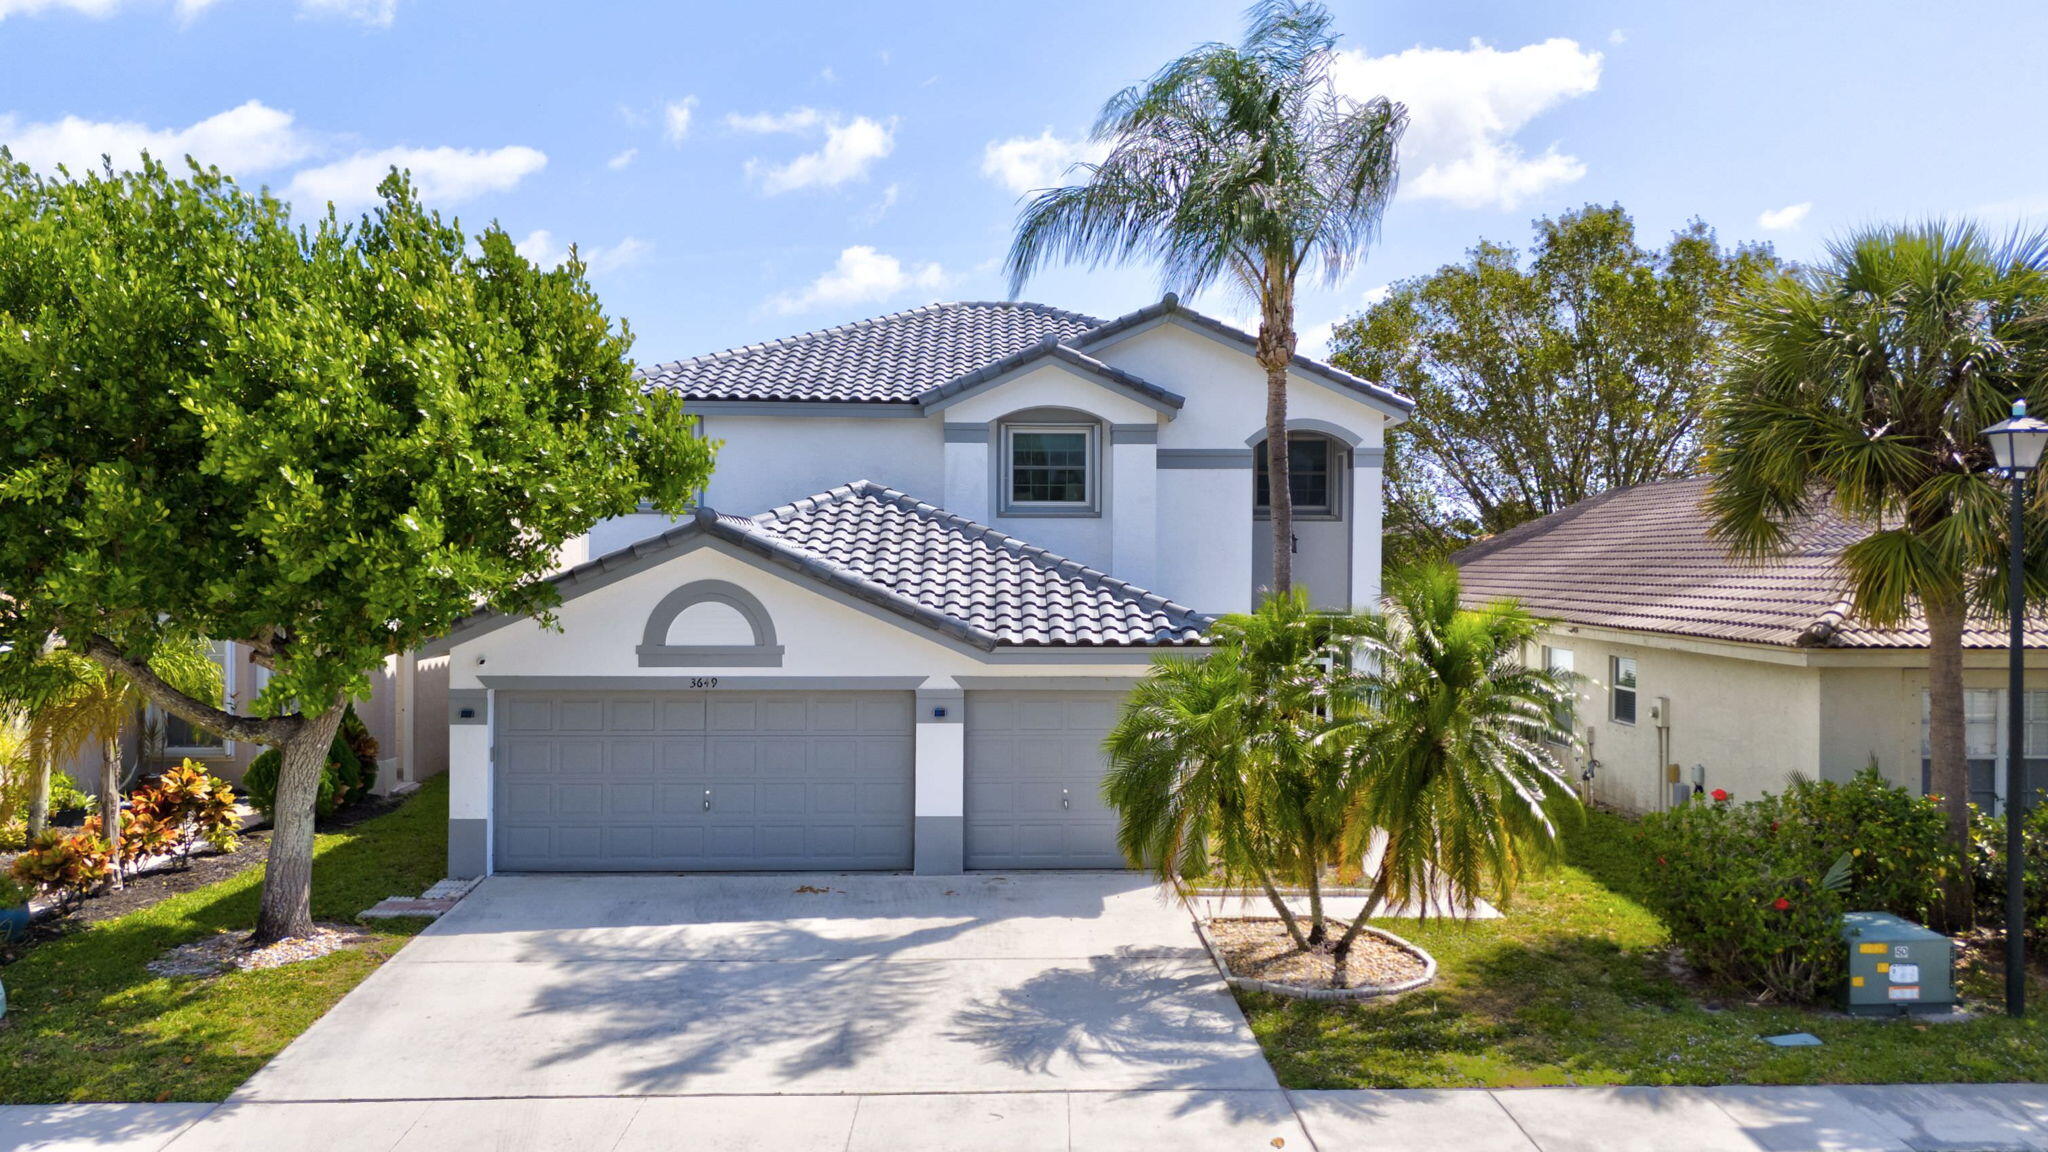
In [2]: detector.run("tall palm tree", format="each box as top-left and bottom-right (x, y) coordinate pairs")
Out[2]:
(1324, 565), (1578, 985)
(1004, 0), (1405, 597)
(9, 638), (222, 884)
(1704, 222), (2048, 924)
(1104, 589), (1367, 949)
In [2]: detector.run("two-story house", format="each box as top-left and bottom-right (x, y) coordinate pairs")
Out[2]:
(423, 295), (1412, 878)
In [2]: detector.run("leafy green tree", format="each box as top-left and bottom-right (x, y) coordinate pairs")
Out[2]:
(1104, 589), (1368, 950)
(1330, 205), (1775, 563)
(0, 156), (713, 941)
(1004, 0), (1405, 595)
(1704, 223), (2048, 923)
(1325, 565), (1578, 985)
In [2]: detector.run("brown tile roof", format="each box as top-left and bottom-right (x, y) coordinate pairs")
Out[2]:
(1450, 476), (2046, 650)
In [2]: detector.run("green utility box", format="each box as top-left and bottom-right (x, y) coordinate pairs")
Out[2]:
(1841, 912), (1956, 1016)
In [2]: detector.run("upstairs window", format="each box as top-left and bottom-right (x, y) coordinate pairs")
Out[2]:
(1610, 655), (1638, 725)
(1002, 423), (1097, 514)
(1255, 436), (1338, 517)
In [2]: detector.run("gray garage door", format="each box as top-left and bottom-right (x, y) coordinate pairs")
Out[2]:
(494, 690), (914, 871)
(965, 690), (1128, 869)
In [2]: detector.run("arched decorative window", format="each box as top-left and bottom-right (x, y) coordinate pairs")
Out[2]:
(1247, 421), (1361, 521)
(637, 579), (784, 667)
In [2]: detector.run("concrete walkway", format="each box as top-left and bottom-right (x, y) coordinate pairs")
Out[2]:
(6, 1084), (2047, 1151)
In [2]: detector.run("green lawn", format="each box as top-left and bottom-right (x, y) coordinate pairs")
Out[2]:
(0, 774), (447, 1103)
(1241, 809), (2048, 1088)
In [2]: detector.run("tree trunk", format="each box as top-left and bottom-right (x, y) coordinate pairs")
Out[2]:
(253, 701), (346, 945)
(1304, 861), (1327, 945)
(1259, 267), (1298, 599)
(1329, 870), (1396, 989)
(25, 734), (50, 839)
(1257, 870), (1313, 952)
(1924, 592), (1974, 931)
(99, 734), (123, 889)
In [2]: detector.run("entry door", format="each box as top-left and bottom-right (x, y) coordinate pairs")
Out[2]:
(964, 691), (1127, 869)
(493, 690), (914, 871)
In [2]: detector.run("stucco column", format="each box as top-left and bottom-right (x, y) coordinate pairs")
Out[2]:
(1110, 426), (1159, 591)
(1352, 447), (1385, 611)
(446, 687), (491, 878)
(943, 425), (991, 523)
(913, 682), (965, 874)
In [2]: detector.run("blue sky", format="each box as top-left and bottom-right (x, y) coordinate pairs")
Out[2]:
(4, 0), (2047, 363)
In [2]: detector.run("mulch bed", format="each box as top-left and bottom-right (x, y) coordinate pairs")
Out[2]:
(146, 923), (372, 978)
(1205, 917), (1430, 990)
(0, 792), (411, 961)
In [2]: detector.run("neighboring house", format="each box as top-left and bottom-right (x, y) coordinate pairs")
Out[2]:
(1452, 476), (2048, 816)
(423, 295), (1412, 878)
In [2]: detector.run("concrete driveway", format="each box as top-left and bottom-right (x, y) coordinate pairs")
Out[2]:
(206, 872), (1303, 1149)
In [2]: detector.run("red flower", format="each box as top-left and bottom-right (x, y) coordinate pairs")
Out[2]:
(1657, 856), (1668, 866)
(1772, 897), (1792, 911)
(1710, 788), (1731, 802)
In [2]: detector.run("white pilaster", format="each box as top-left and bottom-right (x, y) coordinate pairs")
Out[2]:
(1352, 455), (1385, 611)
(913, 681), (965, 874)
(943, 432), (990, 523)
(1109, 438), (1158, 590)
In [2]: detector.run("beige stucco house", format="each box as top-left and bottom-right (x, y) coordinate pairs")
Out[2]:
(1453, 476), (2047, 816)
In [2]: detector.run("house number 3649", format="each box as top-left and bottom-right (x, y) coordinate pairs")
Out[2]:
(690, 677), (720, 689)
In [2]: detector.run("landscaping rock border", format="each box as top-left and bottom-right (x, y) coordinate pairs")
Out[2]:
(1186, 906), (1438, 1002)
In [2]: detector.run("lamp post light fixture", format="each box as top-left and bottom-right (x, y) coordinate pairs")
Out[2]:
(1983, 397), (2048, 1018)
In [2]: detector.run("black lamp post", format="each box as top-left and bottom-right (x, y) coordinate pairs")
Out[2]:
(1982, 397), (2048, 1018)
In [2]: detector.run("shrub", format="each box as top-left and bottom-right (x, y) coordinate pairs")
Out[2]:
(0, 875), (30, 907)
(241, 733), (363, 820)
(1968, 794), (2048, 945)
(126, 759), (241, 867)
(338, 704), (381, 803)
(10, 828), (113, 910)
(1637, 769), (1959, 1004)
(48, 772), (91, 814)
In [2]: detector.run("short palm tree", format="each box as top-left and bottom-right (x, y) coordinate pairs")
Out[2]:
(1004, 0), (1405, 598)
(1704, 222), (2048, 922)
(1324, 565), (1578, 985)
(9, 638), (222, 883)
(1104, 589), (1368, 949)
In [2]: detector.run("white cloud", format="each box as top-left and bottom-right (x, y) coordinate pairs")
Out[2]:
(858, 182), (900, 225)
(730, 108), (895, 194)
(514, 229), (651, 274)
(288, 144), (546, 211)
(980, 127), (1106, 195)
(1330, 37), (1601, 211)
(0, 99), (312, 175)
(662, 97), (697, 145)
(1361, 283), (1394, 308)
(298, 0), (396, 26)
(607, 147), (637, 170)
(1757, 201), (1812, 231)
(1607, 28), (1626, 45)
(770, 245), (948, 315)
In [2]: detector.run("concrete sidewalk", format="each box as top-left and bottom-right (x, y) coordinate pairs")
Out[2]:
(6, 1083), (2045, 1151)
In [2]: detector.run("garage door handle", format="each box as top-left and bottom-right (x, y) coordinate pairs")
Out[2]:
(703, 789), (712, 812)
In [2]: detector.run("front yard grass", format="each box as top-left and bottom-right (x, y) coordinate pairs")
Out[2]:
(1240, 809), (2048, 1088)
(0, 774), (447, 1103)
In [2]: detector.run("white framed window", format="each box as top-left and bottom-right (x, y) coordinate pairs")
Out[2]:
(1610, 655), (1638, 725)
(156, 641), (234, 756)
(1254, 435), (1342, 519)
(1000, 423), (1097, 515)
(1544, 645), (1576, 737)
(1918, 688), (2043, 758)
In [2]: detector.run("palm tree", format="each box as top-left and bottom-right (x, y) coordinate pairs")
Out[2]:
(1704, 222), (2048, 924)
(1004, 0), (1405, 597)
(1104, 589), (1368, 949)
(1323, 565), (1578, 985)
(8, 638), (222, 884)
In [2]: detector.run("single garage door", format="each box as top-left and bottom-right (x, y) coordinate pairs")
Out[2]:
(493, 689), (914, 871)
(965, 690), (1127, 869)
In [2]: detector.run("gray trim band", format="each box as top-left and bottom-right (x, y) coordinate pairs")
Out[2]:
(637, 578), (784, 668)
(943, 423), (991, 444)
(955, 675), (1150, 690)
(1110, 423), (1159, 445)
(914, 815), (964, 875)
(477, 675), (929, 692)
(685, 400), (925, 418)
(1158, 448), (1255, 469)
(1243, 418), (1365, 448)
(635, 644), (787, 667)
(448, 818), (489, 879)
(1356, 446), (1386, 467)
(449, 689), (488, 725)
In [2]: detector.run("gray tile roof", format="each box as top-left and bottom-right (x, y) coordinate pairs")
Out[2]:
(637, 301), (1103, 404)
(1451, 476), (2047, 650)
(715, 480), (1210, 647)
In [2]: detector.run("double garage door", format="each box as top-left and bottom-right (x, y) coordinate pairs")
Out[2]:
(494, 690), (915, 871)
(492, 687), (1126, 872)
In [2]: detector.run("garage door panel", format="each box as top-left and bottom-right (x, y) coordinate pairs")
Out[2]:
(965, 691), (1128, 870)
(494, 690), (914, 871)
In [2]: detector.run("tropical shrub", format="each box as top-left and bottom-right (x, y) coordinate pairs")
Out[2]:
(241, 734), (363, 820)
(127, 759), (241, 867)
(10, 828), (113, 910)
(337, 704), (381, 804)
(47, 772), (90, 815)
(1969, 796), (2048, 945)
(0, 875), (30, 907)
(1638, 771), (1955, 1003)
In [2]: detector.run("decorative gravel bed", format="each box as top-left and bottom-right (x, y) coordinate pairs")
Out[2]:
(1202, 917), (1434, 1000)
(146, 923), (372, 978)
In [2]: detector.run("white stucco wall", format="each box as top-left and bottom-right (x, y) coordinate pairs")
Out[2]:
(698, 414), (945, 514)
